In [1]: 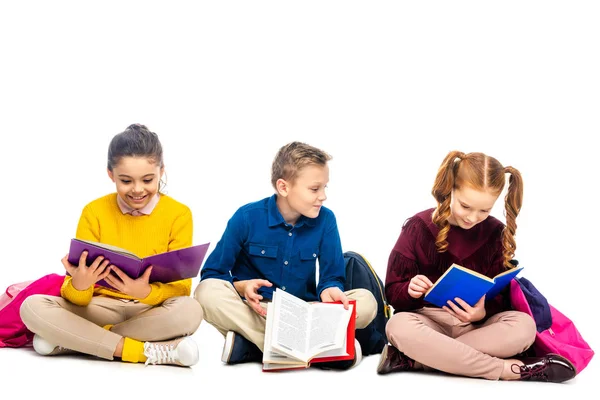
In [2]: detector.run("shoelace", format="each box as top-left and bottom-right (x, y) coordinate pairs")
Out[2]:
(144, 342), (177, 366)
(512, 362), (548, 380)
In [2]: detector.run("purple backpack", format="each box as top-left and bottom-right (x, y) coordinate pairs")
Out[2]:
(0, 274), (64, 348)
(510, 277), (594, 374)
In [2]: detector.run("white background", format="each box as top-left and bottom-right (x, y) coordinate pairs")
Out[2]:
(0, 1), (597, 399)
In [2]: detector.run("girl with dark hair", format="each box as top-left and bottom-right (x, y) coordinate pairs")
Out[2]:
(20, 124), (203, 367)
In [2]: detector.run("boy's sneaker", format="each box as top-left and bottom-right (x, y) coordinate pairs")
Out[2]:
(33, 334), (74, 356)
(312, 339), (363, 370)
(143, 337), (199, 367)
(221, 331), (263, 364)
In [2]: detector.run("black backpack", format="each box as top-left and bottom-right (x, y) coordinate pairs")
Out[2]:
(343, 251), (391, 356)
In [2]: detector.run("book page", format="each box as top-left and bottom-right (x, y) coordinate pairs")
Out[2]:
(306, 303), (352, 358)
(271, 290), (310, 360)
(310, 304), (353, 358)
(263, 302), (306, 366)
(75, 239), (140, 259)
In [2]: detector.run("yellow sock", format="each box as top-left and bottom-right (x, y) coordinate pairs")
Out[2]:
(121, 337), (147, 363)
(103, 324), (114, 331)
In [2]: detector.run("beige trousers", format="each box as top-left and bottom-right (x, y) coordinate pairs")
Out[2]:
(386, 307), (537, 380)
(194, 278), (378, 351)
(20, 294), (203, 360)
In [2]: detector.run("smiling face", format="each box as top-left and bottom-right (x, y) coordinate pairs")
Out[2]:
(275, 164), (329, 225)
(448, 185), (499, 229)
(107, 156), (164, 210)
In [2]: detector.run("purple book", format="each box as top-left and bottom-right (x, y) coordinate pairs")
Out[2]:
(67, 239), (210, 287)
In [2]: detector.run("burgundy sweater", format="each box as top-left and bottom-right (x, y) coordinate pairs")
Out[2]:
(385, 208), (510, 320)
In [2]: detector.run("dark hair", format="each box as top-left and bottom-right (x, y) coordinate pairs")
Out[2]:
(271, 142), (332, 189)
(107, 124), (164, 171)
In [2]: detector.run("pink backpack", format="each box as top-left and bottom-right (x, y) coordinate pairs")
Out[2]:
(0, 274), (65, 348)
(510, 278), (594, 374)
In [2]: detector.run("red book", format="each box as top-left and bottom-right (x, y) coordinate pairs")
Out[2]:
(262, 288), (356, 372)
(67, 239), (210, 286)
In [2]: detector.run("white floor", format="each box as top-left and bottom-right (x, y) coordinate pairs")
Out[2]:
(1, 323), (596, 400)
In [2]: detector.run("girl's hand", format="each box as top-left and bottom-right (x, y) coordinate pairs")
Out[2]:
(443, 295), (486, 323)
(408, 274), (433, 299)
(62, 252), (111, 291)
(234, 279), (273, 317)
(104, 265), (152, 299)
(320, 287), (350, 309)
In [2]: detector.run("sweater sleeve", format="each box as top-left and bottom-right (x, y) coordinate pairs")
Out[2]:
(385, 217), (428, 312)
(481, 237), (512, 320)
(61, 205), (101, 305)
(75, 205), (100, 242)
(141, 208), (194, 305)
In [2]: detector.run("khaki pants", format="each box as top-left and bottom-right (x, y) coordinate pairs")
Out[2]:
(20, 294), (203, 360)
(194, 278), (378, 351)
(386, 307), (537, 380)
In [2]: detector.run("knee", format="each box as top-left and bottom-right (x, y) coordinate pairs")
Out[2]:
(194, 279), (235, 312)
(19, 295), (51, 329)
(165, 296), (204, 334)
(514, 312), (537, 347)
(385, 312), (417, 345)
(350, 289), (377, 329)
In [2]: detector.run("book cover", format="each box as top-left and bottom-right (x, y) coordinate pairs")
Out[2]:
(67, 239), (210, 287)
(424, 263), (524, 308)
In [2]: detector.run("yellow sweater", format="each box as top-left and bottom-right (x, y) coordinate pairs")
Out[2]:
(62, 193), (193, 306)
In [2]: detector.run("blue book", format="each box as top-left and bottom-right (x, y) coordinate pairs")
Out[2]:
(424, 263), (524, 308)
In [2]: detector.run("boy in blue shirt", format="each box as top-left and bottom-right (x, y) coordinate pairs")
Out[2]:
(195, 142), (377, 369)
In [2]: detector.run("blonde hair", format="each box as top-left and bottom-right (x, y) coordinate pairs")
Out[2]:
(271, 142), (332, 188)
(431, 151), (523, 269)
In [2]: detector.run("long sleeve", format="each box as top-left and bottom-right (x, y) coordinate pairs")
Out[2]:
(62, 206), (100, 305)
(316, 212), (345, 297)
(201, 210), (246, 283)
(385, 216), (431, 311)
(142, 208), (194, 305)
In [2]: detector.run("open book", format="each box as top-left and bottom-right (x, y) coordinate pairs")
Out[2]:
(67, 239), (210, 287)
(262, 288), (356, 372)
(424, 263), (524, 307)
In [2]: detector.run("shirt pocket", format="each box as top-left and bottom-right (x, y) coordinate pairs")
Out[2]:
(290, 248), (319, 279)
(248, 243), (278, 259)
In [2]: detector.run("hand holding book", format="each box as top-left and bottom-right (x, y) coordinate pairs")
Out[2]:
(103, 264), (153, 298)
(442, 293), (487, 323)
(61, 252), (112, 291)
(424, 263), (524, 309)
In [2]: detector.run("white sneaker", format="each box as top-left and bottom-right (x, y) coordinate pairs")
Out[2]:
(32, 334), (74, 356)
(143, 337), (199, 367)
(353, 339), (363, 367)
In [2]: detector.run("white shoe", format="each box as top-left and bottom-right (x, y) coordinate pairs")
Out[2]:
(32, 334), (74, 356)
(143, 337), (199, 367)
(353, 339), (363, 368)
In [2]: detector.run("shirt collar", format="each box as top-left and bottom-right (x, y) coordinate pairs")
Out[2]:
(267, 194), (316, 228)
(117, 193), (160, 216)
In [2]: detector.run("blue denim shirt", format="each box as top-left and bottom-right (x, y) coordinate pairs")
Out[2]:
(200, 195), (345, 301)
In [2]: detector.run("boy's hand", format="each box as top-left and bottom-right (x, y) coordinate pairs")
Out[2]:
(62, 252), (111, 291)
(320, 287), (349, 310)
(408, 274), (433, 299)
(443, 295), (486, 323)
(235, 279), (273, 317)
(104, 265), (153, 299)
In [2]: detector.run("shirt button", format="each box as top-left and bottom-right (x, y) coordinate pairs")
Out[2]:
(288, 232), (292, 237)
(261, 250), (265, 255)
(313, 253), (317, 258)
(284, 261), (288, 265)
(282, 286), (286, 291)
